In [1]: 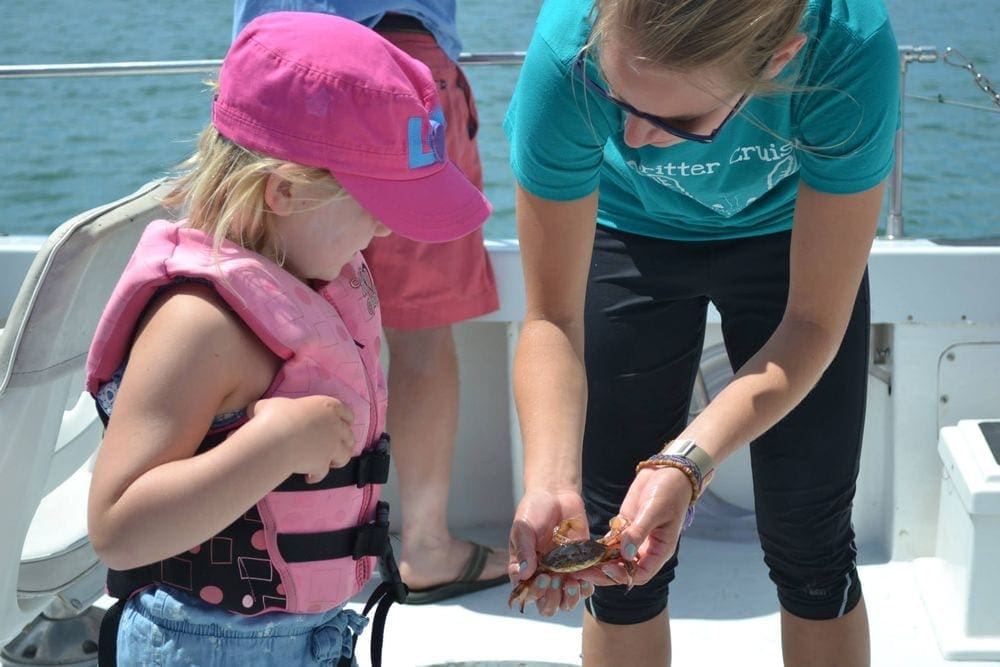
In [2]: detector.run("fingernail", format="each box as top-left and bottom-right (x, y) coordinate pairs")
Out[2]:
(623, 543), (637, 560)
(602, 567), (618, 582)
(550, 576), (562, 590)
(566, 586), (578, 596)
(535, 574), (550, 589)
(518, 560), (528, 574)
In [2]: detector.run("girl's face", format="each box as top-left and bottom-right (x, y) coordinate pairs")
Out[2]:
(271, 179), (390, 282)
(598, 42), (747, 149)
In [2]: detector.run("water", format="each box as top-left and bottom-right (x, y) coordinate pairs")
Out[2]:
(0, 0), (997, 240)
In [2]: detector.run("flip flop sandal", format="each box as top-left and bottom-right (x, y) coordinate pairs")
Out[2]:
(403, 542), (508, 605)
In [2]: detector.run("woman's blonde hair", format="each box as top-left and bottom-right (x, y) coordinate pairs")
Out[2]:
(163, 123), (345, 264)
(589, 0), (808, 93)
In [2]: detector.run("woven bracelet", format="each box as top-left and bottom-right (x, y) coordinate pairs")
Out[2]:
(635, 454), (706, 530)
(635, 454), (705, 502)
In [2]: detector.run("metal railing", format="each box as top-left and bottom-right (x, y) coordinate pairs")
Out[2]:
(3, 47), (997, 239)
(887, 46), (939, 239)
(0, 52), (527, 79)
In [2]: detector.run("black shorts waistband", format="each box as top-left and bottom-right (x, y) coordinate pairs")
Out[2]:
(373, 13), (431, 35)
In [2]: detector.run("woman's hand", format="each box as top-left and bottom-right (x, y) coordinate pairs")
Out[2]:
(245, 395), (356, 483)
(508, 488), (596, 615)
(598, 466), (693, 588)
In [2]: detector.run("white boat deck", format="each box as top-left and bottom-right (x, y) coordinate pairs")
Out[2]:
(342, 525), (999, 667)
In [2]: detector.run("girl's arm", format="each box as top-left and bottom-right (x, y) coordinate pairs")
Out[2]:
(87, 283), (353, 570)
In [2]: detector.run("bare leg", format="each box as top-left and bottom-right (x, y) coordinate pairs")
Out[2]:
(781, 595), (870, 667)
(384, 325), (507, 589)
(582, 606), (671, 667)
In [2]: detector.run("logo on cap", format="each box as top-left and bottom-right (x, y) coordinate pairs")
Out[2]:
(407, 107), (446, 169)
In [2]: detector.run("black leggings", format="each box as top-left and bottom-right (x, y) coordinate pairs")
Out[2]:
(581, 225), (869, 624)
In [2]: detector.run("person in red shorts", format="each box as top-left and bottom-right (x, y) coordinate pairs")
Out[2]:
(232, 1), (507, 604)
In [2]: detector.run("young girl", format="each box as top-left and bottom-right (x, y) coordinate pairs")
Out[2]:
(231, 0), (508, 604)
(85, 12), (489, 666)
(504, 0), (898, 665)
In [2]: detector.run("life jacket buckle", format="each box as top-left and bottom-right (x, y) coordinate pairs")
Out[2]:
(356, 433), (391, 487)
(352, 501), (392, 560)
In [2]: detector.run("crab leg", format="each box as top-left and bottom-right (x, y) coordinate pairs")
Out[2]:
(508, 576), (535, 613)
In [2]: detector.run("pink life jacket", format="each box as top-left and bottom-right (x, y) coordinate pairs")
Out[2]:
(85, 219), (390, 615)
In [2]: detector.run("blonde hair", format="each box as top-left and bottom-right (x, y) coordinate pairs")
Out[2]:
(163, 124), (346, 264)
(589, 0), (808, 93)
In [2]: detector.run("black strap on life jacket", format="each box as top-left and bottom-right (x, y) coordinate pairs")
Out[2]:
(277, 516), (392, 562)
(342, 503), (409, 667)
(276, 433), (391, 492)
(96, 596), (126, 667)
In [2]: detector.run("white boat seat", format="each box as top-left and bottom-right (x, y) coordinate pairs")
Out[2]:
(19, 469), (98, 598)
(0, 179), (176, 646)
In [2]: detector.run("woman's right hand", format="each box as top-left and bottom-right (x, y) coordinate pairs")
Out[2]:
(245, 395), (356, 483)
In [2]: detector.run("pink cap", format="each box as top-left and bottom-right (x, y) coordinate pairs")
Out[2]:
(213, 12), (491, 243)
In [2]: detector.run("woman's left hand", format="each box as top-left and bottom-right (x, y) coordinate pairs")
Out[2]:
(595, 466), (694, 587)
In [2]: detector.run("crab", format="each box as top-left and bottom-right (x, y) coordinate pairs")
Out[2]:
(508, 516), (636, 612)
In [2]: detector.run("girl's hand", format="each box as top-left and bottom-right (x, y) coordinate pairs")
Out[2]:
(245, 395), (355, 483)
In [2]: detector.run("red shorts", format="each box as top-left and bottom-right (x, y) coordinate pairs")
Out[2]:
(362, 30), (499, 330)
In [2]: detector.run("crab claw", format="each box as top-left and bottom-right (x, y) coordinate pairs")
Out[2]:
(622, 559), (637, 593)
(608, 515), (631, 533)
(508, 579), (531, 613)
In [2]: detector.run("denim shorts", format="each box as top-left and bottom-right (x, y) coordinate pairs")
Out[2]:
(116, 585), (368, 666)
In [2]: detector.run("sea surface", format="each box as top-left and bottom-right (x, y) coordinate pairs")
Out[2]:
(0, 0), (997, 240)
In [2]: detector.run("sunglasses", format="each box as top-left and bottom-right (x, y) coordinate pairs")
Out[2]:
(572, 52), (748, 144)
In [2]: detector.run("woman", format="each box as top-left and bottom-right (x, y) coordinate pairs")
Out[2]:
(503, 0), (899, 665)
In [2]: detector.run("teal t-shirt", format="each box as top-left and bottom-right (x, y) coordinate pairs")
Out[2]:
(504, 0), (900, 241)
